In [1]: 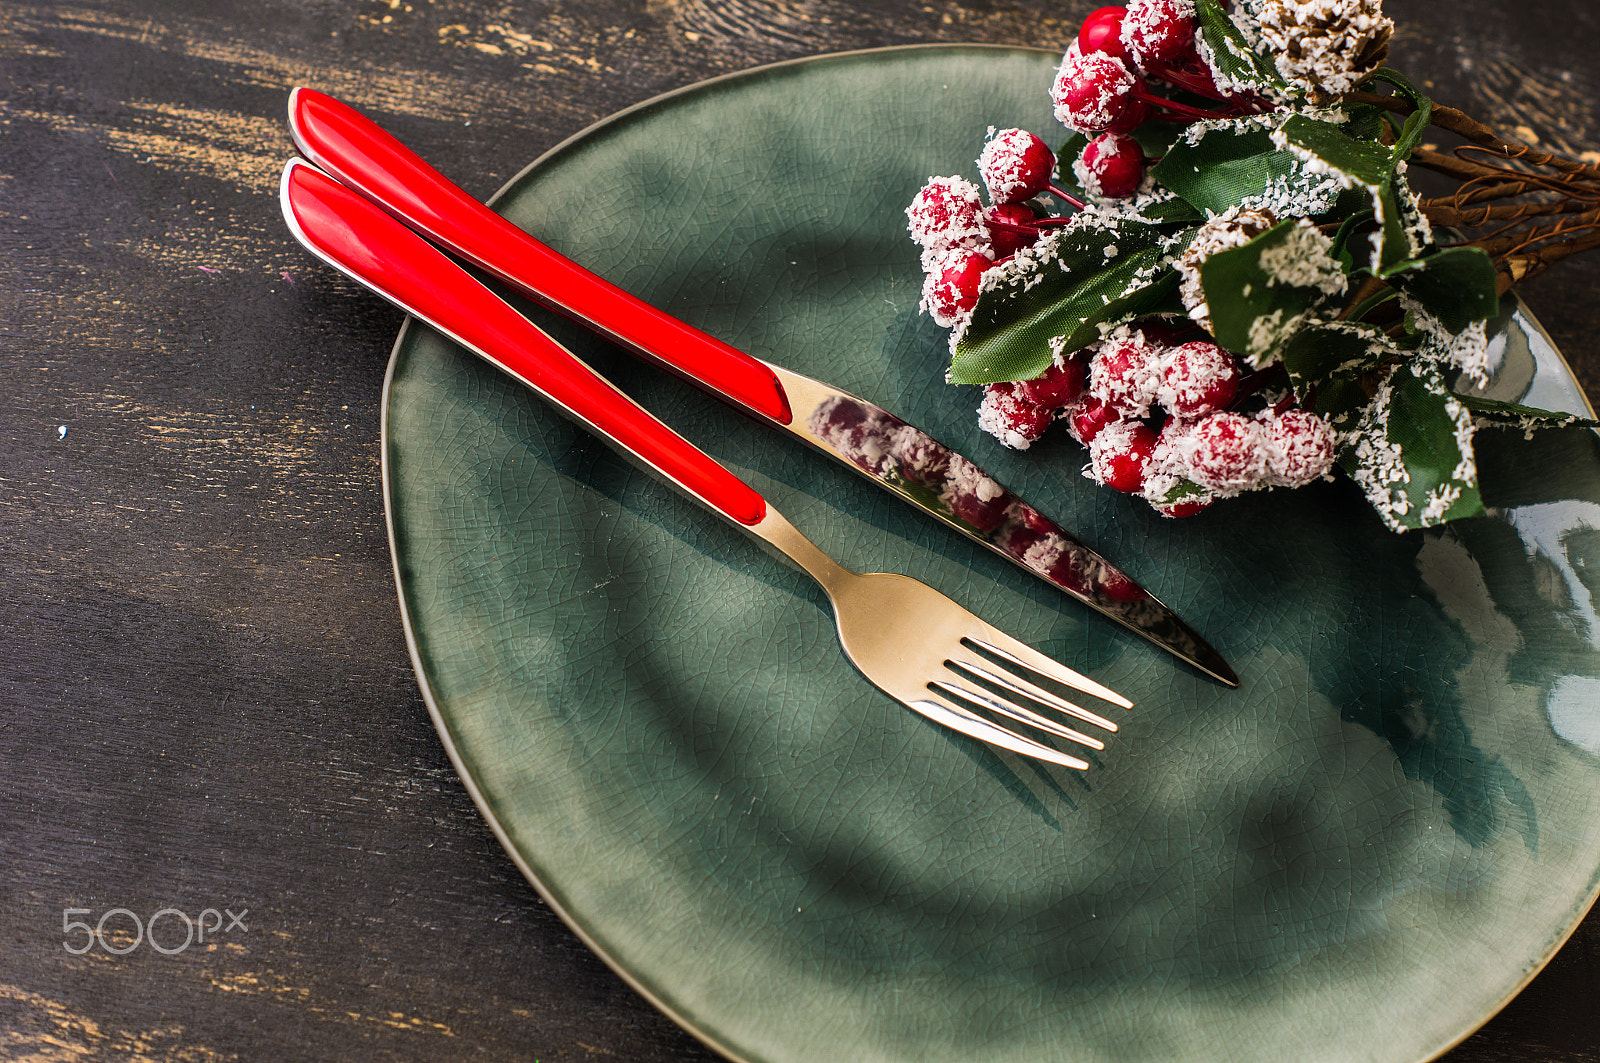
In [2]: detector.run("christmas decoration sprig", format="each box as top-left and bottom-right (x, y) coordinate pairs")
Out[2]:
(908, 0), (1599, 531)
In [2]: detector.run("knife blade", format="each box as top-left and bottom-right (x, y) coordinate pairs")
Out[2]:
(286, 87), (1238, 687)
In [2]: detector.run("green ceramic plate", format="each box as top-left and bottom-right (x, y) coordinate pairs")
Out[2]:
(382, 46), (1600, 1063)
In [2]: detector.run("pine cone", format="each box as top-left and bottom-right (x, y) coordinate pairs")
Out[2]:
(1175, 207), (1280, 332)
(1258, 0), (1393, 97)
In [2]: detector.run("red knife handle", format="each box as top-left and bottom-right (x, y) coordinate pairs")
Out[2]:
(281, 160), (768, 527)
(287, 87), (793, 427)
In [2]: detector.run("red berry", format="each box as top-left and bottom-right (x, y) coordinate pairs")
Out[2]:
(978, 128), (1056, 205)
(1089, 420), (1158, 493)
(921, 248), (991, 328)
(1018, 350), (1088, 408)
(1182, 411), (1269, 493)
(1154, 495), (1213, 518)
(1066, 395), (1122, 445)
(1158, 341), (1239, 418)
(905, 176), (990, 254)
(1076, 132), (1147, 198)
(1078, 6), (1132, 62)
(1264, 409), (1337, 488)
(985, 202), (1041, 258)
(977, 382), (1053, 450)
(1122, 0), (1197, 69)
(1051, 51), (1149, 135)
(1090, 335), (1162, 416)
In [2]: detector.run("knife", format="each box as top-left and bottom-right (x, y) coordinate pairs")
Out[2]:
(286, 87), (1238, 687)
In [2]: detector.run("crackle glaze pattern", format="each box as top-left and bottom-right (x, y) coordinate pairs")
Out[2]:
(384, 48), (1600, 1063)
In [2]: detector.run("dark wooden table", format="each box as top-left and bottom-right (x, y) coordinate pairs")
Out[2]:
(4, 1), (1598, 1059)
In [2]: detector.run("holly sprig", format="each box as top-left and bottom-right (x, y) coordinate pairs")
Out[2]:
(920, 0), (1597, 532)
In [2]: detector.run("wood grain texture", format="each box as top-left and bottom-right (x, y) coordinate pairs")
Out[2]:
(1, 1), (1596, 1060)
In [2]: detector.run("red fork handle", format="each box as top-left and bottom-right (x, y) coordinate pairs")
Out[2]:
(287, 87), (793, 426)
(281, 160), (767, 527)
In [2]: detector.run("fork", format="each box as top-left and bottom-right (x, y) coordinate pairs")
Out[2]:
(281, 158), (1132, 769)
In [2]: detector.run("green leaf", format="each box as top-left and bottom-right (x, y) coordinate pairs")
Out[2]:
(949, 222), (1184, 385)
(1151, 116), (1367, 226)
(1193, 0), (1286, 96)
(1129, 121), (1187, 158)
(1276, 114), (1392, 185)
(1368, 69), (1435, 164)
(1198, 218), (1348, 366)
(1275, 115), (1423, 271)
(1455, 394), (1600, 431)
(1382, 247), (1499, 335)
(1370, 67), (1429, 106)
(1390, 97), (1434, 163)
(1340, 359), (1484, 531)
(1342, 103), (1389, 143)
(1310, 374), (1375, 430)
(1280, 320), (1396, 401)
(1344, 283), (1400, 323)
(1329, 207), (1372, 273)
(1131, 196), (1206, 224)
(1150, 124), (1294, 217)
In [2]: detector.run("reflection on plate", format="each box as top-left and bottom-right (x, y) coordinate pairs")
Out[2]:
(381, 46), (1600, 1063)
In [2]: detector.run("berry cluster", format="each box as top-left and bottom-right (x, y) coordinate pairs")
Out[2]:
(900, 0), (1600, 533)
(1054, 1), (1264, 134)
(906, 2), (1276, 333)
(906, 132), (1072, 328)
(900, 1), (1357, 520)
(978, 323), (1336, 516)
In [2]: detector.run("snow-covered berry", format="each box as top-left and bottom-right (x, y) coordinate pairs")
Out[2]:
(985, 202), (1041, 258)
(1075, 132), (1147, 198)
(1089, 334), (1163, 416)
(977, 382), (1053, 450)
(1019, 350), (1088, 409)
(1051, 51), (1148, 134)
(1157, 340), (1240, 418)
(1263, 408), (1337, 487)
(905, 176), (991, 254)
(920, 248), (991, 328)
(1078, 6), (1132, 62)
(1182, 411), (1270, 493)
(1122, 0), (1198, 70)
(1088, 420), (1159, 493)
(978, 128), (1056, 204)
(1066, 395), (1123, 445)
